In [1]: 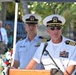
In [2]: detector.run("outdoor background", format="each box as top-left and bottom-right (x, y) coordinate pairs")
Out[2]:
(0, 1), (76, 41)
(0, 1), (76, 74)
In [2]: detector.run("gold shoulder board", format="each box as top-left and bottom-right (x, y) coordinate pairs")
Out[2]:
(65, 40), (76, 46)
(42, 38), (50, 42)
(42, 38), (47, 42)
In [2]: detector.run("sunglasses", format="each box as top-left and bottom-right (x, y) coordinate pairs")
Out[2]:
(48, 26), (62, 30)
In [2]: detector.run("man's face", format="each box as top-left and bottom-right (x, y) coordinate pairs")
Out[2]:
(47, 25), (62, 40)
(25, 24), (38, 35)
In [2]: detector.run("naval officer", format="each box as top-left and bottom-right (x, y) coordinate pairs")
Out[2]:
(26, 14), (76, 75)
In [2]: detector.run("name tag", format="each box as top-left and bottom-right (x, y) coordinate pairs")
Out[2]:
(20, 46), (26, 47)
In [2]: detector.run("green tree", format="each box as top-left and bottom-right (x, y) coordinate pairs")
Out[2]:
(1, 2), (76, 40)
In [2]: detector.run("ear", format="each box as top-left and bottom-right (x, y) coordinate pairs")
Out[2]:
(47, 28), (49, 33)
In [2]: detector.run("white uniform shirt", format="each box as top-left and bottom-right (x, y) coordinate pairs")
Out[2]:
(14, 35), (44, 69)
(0, 27), (8, 44)
(33, 36), (76, 74)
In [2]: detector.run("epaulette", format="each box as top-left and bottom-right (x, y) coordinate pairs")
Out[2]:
(42, 38), (48, 42)
(38, 36), (43, 39)
(19, 37), (26, 41)
(39, 36), (50, 42)
(65, 40), (76, 46)
(42, 38), (51, 42)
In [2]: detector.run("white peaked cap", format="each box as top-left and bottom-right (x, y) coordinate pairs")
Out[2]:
(43, 14), (66, 26)
(22, 14), (42, 23)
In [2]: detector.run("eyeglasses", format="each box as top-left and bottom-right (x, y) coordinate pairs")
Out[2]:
(48, 26), (62, 30)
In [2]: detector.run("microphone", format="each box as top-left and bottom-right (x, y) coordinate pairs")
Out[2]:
(41, 43), (62, 74)
(43, 48), (61, 70)
(42, 42), (48, 55)
(41, 43), (70, 75)
(45, 50), (70, 75)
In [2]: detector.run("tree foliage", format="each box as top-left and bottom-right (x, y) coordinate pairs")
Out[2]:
(6, 2), (76, 23)
(1, 2), (76, 39)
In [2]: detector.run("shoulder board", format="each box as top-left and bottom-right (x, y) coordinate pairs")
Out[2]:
(42, 38), (48, 42)
(42, 38), (50, 42)
(65, 40), (76, 46)
(38, 36), (43, 39)
(39, 36), (50, 42)
(19, 37), (26, 41)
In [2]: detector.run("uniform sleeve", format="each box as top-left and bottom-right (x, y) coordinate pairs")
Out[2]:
(68, 46), (76, 66)
(3, 28), (8, 44)
(33, 43), (44, 63)
(13, 41), (20, 61)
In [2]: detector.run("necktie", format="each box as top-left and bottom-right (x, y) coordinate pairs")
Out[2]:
(0, 30), (2, 41)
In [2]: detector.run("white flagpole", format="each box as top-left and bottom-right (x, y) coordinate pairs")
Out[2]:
(12, 1), (19, 63)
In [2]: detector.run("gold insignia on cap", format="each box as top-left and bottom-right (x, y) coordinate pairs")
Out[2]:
(52, 17), (58, 23)
(65, 40), (76, 46)
(30, 16), (35, 21)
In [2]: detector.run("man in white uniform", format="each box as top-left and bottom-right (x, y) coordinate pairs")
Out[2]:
(0, 20), (8, 54)
(26, 14), (76, 75)
(11, 14), (44, 69)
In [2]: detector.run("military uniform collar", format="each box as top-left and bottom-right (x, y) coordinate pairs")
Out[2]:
(50, 36), (64, 44)
(25, 34), (39, 42)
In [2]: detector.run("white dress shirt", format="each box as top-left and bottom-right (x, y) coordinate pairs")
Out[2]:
(0, 27), (8, 44)
(33, 36), (76, 75)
